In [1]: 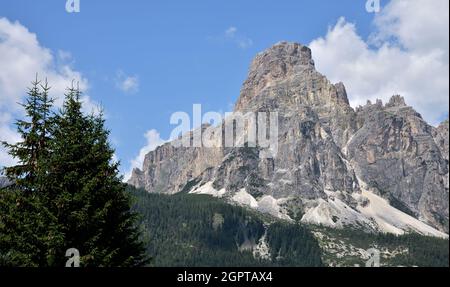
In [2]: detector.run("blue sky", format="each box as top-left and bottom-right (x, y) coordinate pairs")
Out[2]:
(1, 0), (448, 177)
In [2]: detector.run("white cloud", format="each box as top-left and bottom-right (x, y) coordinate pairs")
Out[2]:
(309, 0), (449, 125)
(124, 129), (166, 181)
(0, 18), (90, 109)
(115, 70), (139, 94)
(111, 153), (119, 165)
(0, 17), (97, 168)
(371, 0), (449, 55)
(225, 27), (237, 38)
(223, 26), (253, 49)
(0, 112), (21, 168)
(57, 50), (73, 63)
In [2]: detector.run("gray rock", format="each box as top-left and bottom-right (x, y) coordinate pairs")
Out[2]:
(0, 176), (12, 189)
(433, 119), (449, 161)
(129, 42), (449, 234)
(347, 100), (449, 232)
(129, 128), (224, 194)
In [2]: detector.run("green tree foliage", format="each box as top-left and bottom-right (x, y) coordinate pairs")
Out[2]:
(0, 188), (61, 266)
(0, 78), (61, 266)
(0, 80), (148, 267)
(129, 186), (324, 267)
(2, 77), (53, 189)
(316, 226), (449, 267)
(266, 222), (323, 267)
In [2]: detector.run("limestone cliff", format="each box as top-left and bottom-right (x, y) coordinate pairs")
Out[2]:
(129, 42), (449, 236)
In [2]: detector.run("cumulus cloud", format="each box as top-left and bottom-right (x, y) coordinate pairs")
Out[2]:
(371, 0), (449, 55)
(309, 0), (449, 125)
(0, 113), (21, 168)
(124, 129), (166, 181)
(0, 17), (97, 168)
(115, 70), (139, 94)
(222, 26), (253, 49)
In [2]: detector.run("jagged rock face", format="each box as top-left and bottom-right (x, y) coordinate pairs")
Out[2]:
(433, 119), (449, 161)
(200, 109), (359, 202)
(0, 176), (11, 189)
(129, 42), (449, 236)
(235, 42), (356, 148)
(347, 99), (449, 232)
(129, 131), (224, 194)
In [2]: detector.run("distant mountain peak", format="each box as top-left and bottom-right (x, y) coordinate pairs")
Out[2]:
(235, 42), (349, 112)
(129, 42), (449, 237)
(0, 176), (12, 189)
(252, 42), (315, 71)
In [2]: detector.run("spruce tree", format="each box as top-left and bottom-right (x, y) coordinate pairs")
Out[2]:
(1, 80), (148, 267)
(44, 86), (148, 266)
(2, 77), (54, 188)
(0, 78), (62, 266)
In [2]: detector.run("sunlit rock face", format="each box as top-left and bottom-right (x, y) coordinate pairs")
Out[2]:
(0, 177), (11, 189)
(129, 42), (449, 236)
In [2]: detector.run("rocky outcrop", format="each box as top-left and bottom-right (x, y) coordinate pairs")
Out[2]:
(235, 42), (357, 148)
(433, 119), (449, 161)
(129, 128), (224, 194)
(0, 176), (12, 189)
(347, 98), (449, 232)
(129, 42), (449, 236)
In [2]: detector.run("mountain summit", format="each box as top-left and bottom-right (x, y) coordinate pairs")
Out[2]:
(235, 42), (348, 112)
(129, 42), (449, 237)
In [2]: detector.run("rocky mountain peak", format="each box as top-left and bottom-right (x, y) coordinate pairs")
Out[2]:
(235, 42), (350, 113)
(249, 42), (315, 75)
(129, 42), (449, 237)
(386, 95), (407, 108)
(356, 95), (412, 115)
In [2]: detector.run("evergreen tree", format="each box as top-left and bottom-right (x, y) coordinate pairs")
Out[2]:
(2, 77), (53, 189)
(0, 78), (62, 266)
(0, 187), (62, 266)
(43, 86), (148, 266)
(1, 80), (148, 267)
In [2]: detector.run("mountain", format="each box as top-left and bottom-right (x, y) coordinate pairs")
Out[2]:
(0, 177), (11, 189)
(129, 185), (448, 267)
(129, 42), (449, 237)
(129, 186), (323, 267)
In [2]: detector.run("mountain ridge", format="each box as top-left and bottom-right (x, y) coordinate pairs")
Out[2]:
(129, 42), (449, 237)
